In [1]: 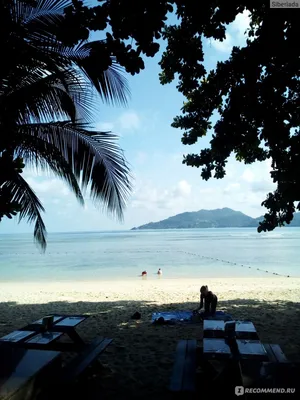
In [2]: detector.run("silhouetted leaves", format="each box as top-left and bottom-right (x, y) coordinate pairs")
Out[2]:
(64, 0), (299, 231)
(2, 0), (299, 244)
(158, 1), (300, 231)
(0, 0), (133, 250)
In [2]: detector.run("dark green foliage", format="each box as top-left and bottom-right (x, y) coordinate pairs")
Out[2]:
(2, 0), (298, 246)
(158, 1), (300, 232)
(0, 154), (25, 221)
(64, 0), (300, 232)
(0, 0), (133, 250)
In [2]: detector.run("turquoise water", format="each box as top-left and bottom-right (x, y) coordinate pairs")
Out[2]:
(0, 228), (299, 281)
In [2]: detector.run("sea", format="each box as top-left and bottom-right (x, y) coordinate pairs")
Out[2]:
(0, 227), (299, 282)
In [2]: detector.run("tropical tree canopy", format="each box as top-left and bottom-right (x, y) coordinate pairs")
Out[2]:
(0, 0), (132, 249)
(55, 0), (299, 232)
(1, 0), (299, 245)
(159, 1), (300, 233)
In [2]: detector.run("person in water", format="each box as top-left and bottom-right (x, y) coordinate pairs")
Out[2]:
(157, 268), (162, 275)
(195, 285), (218, 316)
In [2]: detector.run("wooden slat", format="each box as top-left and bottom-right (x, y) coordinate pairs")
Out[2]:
(263, 343), (288, 363)
(25, 332), (63, 345)
(0, 349), (61, 400)
(62, 337), (112, 381)
(55, 316), (86, 327)
(270, 344), (288, 363)
(263, 343), (277, 362)
(182, 340), (197, 392)
(169, 340), (187, 392)
(7, 341), (83, 352)
(0, 330), (36, 343)
(21, 315), (88, 332)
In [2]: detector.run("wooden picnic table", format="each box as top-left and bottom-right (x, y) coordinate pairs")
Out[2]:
(170, 319), (295, 396)
(0, 314), (89, 352)
(200, 319), (270, 395)
(203, 319), (268, 361)
(0, 314), (113, 398)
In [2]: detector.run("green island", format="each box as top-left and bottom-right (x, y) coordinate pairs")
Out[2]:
(132, 208), (300, 230)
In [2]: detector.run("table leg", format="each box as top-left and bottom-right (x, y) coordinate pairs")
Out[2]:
(213, 360), (244, 396)
(66, 329), (86, 347)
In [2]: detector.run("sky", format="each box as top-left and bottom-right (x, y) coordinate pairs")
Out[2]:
(1, 9), (276, 235)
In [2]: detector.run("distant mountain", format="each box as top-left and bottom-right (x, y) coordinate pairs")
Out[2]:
(131, 208), (300, 230)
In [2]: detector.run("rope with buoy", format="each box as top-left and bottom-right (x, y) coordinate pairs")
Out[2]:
(177, 250), (291, 278)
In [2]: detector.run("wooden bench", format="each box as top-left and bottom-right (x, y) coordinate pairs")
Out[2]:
(258, 343), (298, 389)
(60, 336), (113, 382)
(0, 347), (61, 400)
(37, 337), (112, 400)
(169, 340), (197, 394)
(263, 343), (288, 363)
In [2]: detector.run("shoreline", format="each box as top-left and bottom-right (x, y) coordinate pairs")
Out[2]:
(0, 274), (296, 284)
(0, 276), (299, 303)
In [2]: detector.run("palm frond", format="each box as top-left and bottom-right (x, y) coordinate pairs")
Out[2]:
(18, 121), (133, 220)
(1, 0), (133, 248)
(2, 2), (130, 111)
(22, 0), (71, 24)
(8, 0), (36, 24)
(28, 39), (131, 107)
(15, 132), (84, 205)
(3, 68), (91, 124)
(71, 42), (131, 107)
(2, 173), (46, 250)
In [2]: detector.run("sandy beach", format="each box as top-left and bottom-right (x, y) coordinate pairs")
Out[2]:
(0, 277), (300, 399)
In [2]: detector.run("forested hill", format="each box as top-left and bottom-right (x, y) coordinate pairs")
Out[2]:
(131, 208), (300, 230)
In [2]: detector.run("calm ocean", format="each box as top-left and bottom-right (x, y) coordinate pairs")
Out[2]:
(0, 228), (299, 282)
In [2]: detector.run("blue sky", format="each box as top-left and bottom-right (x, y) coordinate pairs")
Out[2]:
(1, 10), (276, 234)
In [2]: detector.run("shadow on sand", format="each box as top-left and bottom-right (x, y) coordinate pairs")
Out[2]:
(0, 298), (299, 399)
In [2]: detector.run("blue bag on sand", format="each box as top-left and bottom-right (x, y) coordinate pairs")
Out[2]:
(200, 310), (233, 321)
(152, 310), (232, 324)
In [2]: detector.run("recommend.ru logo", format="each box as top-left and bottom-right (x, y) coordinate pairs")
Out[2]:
(235, 387), (296, 395)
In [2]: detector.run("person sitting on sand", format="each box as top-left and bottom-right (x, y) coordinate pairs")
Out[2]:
(194, 285), (218, 316)
(157, 268), (162, 275)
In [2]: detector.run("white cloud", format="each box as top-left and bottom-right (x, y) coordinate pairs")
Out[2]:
(131, 179), (192, 211)
(174, 180), (191, 197)
(211, 32), (233, 53)
(95, 122), (114, 131)
(10, 155), (277, 232)
(242, 169), (255, 183)
(118, 111), (140, 131)
(251, 180), (275, 194)
(224, 183), (241, 194)
(234, 11), (251, 38)
(240, 161), (275, 195)
(94, 111), (141, 137)
(26, 177), (70, 197)
(128, 157), (277, 226)
(210, 10), (251, 53)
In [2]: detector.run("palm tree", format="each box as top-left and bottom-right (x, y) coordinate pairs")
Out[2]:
(0, 0), (132, 250)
